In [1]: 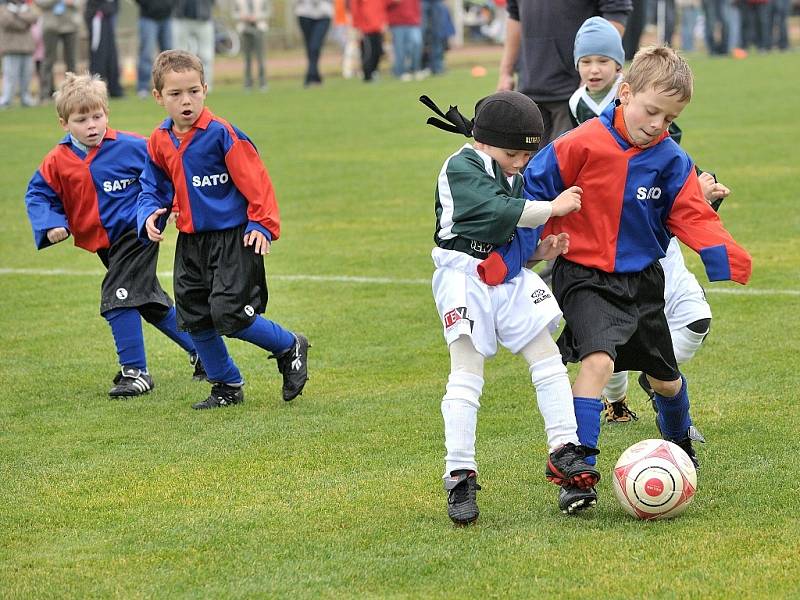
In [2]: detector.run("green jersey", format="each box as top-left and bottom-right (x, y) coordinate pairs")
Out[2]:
(434, 144), (526, 258)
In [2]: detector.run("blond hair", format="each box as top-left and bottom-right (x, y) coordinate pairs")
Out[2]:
(54, 72), (108, 121)
(623, 45), (693, 102)
(151, 50), (205, 92)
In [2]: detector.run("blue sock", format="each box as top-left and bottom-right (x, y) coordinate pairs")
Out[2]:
(654, 375), (691, 441)
(189, 329), (242, 385)
(151, 307), (196, 354)
(230, 317), (294, 354)
(104, 308), (146, 370)
(573, 396), (603, 465)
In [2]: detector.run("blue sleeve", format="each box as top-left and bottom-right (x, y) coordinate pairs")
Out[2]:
(25, 171), (68, 250)
(136, 153), (174, 240)
(523, 144), (566, 203)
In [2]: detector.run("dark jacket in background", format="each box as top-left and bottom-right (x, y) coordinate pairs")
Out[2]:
(173, 0), (213, 21)
(506, 0), (632, 103)
(135, 0), (174, 21)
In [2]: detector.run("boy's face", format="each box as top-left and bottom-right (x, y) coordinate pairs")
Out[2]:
(618, 83), (688, 148)
(59, 108), (108, 147)
(477, 143), (534, 177)
(153, 69), (207, 133)
(577, 55), (620, 93)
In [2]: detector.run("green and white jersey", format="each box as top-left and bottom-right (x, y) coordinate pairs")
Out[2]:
(434, 144), (526, 257)
(568, 73), (623, 126)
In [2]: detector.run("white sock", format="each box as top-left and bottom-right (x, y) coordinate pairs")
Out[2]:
(603, 371), (629, 402)
(441, 372), (483, 478)
(530, 355), (578, 451)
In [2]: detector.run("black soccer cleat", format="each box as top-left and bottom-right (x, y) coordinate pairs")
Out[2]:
(546, 443), (600, 488)
(192, 382), (244, 410)
(559, 485), (598, 515)
(668, 425), (705, 470)
(189, 352), (208, 381)
(109, 366), (154, 398)
(444, 470), (481, 526)
(269, 333), (310, 401)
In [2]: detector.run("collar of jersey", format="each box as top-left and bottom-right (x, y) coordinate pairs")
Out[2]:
(58, 128), (118, 146)
(159, 107), (213, 132)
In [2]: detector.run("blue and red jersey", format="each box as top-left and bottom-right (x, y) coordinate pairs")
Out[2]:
(517, 103), (751, 284)
(25, 129), (147, 253)
(136, 107), (280, 242)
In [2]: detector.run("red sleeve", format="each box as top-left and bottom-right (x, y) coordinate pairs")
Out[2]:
(667, 170), (752, 285)
(225, 138), (281, 241)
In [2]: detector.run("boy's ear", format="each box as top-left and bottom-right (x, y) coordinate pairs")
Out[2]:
(618, 82), (631, 106)
(58, 117), (68, 131)
(152, 88), (164, 105)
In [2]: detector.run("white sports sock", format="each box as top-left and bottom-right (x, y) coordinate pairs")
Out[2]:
(530, 355), (579, 451)
(441, 372), (483, 478)
(672, 325), (708, 364)
(603, 371), (629, 402)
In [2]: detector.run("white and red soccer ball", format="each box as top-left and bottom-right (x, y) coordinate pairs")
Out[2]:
(612, 439), (697, 520)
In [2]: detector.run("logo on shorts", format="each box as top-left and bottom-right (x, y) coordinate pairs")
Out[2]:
(443, 307), (474, 332)
(469, 240), (494, 255)
(531, 289), (551, 304)
(115, 288), (128, 300)
(244, 305), (255, 317)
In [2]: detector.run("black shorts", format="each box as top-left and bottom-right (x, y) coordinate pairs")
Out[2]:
(552, 257), (680, 381)
(174, 225), (268, 335)
(98, 229), (172, 317)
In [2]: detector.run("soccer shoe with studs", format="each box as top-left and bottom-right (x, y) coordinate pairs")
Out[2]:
(603, 396), (639, 423)
(109, 366), (154, 397)
(192, 382), (244, 410)
(559, 485), (598, 515)
(545, 443), (600, 488)
(189, 352), (208, 381)
(444, 470), (481, 526)
(269, 333), (310, 401)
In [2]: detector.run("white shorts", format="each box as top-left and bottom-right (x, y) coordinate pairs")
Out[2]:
(431, 247), (562, 358)
(661, 239), (712, 330)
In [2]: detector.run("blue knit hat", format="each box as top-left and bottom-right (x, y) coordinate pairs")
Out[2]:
(573, 17), (624, 68)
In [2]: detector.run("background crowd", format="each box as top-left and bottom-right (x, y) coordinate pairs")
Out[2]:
(0, 0), (795, 108)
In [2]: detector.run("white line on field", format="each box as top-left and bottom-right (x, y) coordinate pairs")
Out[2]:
(0, 268), (797, 296)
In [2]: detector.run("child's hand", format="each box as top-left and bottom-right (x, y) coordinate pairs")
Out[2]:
(243, 230), (271, 255)
(698, 171), (730, 206)
(551, 186), (582, 217)
(527, 233), (570, 266)
(46, 227), (69, 244)
(145, 208), (167, 242)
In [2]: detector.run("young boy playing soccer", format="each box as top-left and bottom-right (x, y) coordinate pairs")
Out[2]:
(137, 50), (309, 410)
(423, 91), (600, 524)
(569, 18), (731, 424)
(484, 46), (752, 513)
(24, 72), (203, 398)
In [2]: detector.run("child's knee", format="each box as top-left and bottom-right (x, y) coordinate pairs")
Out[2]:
(650, 376), (682, 397)
(581, 352), (614, 379)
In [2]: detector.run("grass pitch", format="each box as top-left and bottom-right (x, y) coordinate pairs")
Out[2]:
(1, 50), (799, 599)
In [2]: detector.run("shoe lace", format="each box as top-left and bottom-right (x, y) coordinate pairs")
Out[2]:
(612, 400), (638, 421)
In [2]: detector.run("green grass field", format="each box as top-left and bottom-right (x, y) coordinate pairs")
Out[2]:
(1, 50), (799, 599)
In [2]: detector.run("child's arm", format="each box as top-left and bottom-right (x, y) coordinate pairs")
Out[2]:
(223, 132), (281, 245)
(698, 171), (730, 210)
(667, 170), (751, 285)
(24, 158), (71, 250)
(136, 140), (175, 243)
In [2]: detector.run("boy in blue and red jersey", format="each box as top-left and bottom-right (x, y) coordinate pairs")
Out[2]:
(479, 46), (752, 514)
(137, 50), (309, 410)
(24, 72), (203, 398)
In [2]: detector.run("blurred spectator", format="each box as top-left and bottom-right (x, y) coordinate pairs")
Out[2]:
(622, 0), (645, 59)
(294, 0), (333, 86)
(0, 0), (38, 108)
(173, 0), (215, 89)
(743, 0), (770, 50)
(85, 0), (124, 96)
(31, 14), (44, 91)
(420, 0), (445, 74)
(35, 0), (82, 101)
(386, 0), (422, 80)
(332, 0), (358, 78)
(351, 0), (386, 82)
(135, 0), (172, 97)
(702, 0), (729, 54)
(234, 0), (270, 90)
(767, 0), (790, 50)
(677, 0), (701, 50)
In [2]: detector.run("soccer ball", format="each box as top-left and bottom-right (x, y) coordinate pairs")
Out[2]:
(612, 439), (697, 520)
